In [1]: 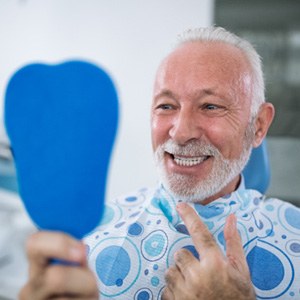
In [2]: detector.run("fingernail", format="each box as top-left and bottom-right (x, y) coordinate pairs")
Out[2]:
(173, 251), (178, 261)
(176, 202), (187, 212)
(70, 246), (83, 260)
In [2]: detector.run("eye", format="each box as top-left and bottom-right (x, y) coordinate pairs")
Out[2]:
(201, 102), (227, 116)
(203, 103), (219, 110)
(156, 104), (174, 110)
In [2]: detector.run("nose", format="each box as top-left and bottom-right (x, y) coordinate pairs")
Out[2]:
(169, 109), (202, 145)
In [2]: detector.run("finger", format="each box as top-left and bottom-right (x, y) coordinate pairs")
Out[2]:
(174, 248), (197, 277)
(19, 265), (98, 300)
(165, 265), (184, 291)
(19, 283), (33, 300)
(161, 286), (175, 300)
(176, 203), (222, 257)
(224, 214), (249, 272)
(40, 264), (98, 298)
(26, 231), (86, 278)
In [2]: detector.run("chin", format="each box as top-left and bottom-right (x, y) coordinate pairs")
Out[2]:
(154, 137), (253, 204)
(161, 173), (223, 203)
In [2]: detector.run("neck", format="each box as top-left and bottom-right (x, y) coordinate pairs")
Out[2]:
(198, 175), (241, 205)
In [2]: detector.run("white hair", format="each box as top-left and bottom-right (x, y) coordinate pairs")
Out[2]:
(176, 27), (265, 118)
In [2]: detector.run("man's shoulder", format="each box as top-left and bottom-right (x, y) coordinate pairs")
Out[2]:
(84, 186), (158, 241)
(107, 186), (158, 208)
(240, 187), (300, 212)
(261, 195), (300, 211)
(94, 186), (158, 228)
(258, 195), (300, 232)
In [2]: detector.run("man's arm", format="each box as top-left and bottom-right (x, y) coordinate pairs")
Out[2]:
(19, 231), (99, 300)
(162, 203), (256, 300)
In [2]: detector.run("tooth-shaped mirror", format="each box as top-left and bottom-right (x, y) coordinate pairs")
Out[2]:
(4, 61), (119, 239)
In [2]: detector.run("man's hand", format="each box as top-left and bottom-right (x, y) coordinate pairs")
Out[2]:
(19, 231), (99, 300)
(162, 203), (256, 300)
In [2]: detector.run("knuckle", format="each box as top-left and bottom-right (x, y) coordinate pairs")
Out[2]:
(44, 266), (67, 294)
(50, 233), (71, 252)
(164, 266), (177, 285)
(176, 247), (188, 256)
(201, 231), (216, 248)
(175, 248), (195, 274)
(161, 287), (172, 300)
(26, 232), (41, 255)
(175, 248), (192, 261)
(189, 219), (203, 235)
(26, 232), (73, 261)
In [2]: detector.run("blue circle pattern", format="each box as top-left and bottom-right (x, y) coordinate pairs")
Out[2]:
(285, 208), (300, 230)
(126, 196), (138, 202)
(96, 246), (130, 287)
(84, 186), (300, 299)
(134, 288), (153, 300)
(141, 230), (168, 262)
(128, 222), (144, 236)
(138, 291), (150, 300)
(290, 243), (300, 253)
(151, 276), (160, 287)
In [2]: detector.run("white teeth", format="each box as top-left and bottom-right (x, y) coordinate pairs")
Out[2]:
(173, 156), (207, 167)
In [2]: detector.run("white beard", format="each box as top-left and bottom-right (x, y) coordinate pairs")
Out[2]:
(154, 124), (255, 203)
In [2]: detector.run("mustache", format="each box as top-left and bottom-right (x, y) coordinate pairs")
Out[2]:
(160, 139), (220, 157)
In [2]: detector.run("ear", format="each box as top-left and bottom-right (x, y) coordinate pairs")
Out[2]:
(252, 102), (275, 148)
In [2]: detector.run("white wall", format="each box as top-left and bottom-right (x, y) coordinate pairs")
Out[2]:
(0, 0), (214, 201)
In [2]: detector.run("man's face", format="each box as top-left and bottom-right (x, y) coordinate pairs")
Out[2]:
(151, 42), (255, 203)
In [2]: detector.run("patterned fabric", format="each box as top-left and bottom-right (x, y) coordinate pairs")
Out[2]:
(84, 180), (300, 299)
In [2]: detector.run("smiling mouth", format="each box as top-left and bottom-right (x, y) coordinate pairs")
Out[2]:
(168, 153), (210, 167)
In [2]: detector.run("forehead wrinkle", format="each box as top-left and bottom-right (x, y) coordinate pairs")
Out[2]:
(154, 86), (221, 103)
(154, 89), (178, 101)
(188, 87), (220, 100)
(154, 42), (253, 108)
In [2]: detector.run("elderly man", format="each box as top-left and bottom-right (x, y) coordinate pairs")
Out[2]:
(20, 27), (300, 300)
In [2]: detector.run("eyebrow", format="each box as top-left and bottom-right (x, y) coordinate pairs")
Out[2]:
(154, 87), (219, 102)
(153, 90), (178, 102)
(202, 87), (218, 96)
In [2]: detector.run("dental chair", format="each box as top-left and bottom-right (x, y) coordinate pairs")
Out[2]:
(242, 139), (270, 194)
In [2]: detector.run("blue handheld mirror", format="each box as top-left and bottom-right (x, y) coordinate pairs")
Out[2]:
(4, 61), (119, 239)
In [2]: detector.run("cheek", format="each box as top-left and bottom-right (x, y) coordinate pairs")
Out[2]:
(151, 116), (170, 150)
(204, 123), (244, 159)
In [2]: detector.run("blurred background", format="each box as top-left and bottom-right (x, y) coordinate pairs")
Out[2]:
(0, 0), (299, 299)
(215, 0), (300, 205)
